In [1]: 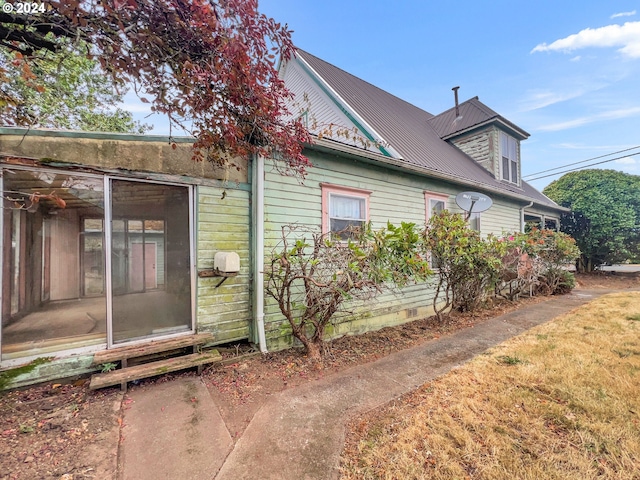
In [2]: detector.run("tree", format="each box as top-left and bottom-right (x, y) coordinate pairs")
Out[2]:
(543, 169), (640, 272)
(0, 0), (311, 173)
(264, 223), (429, 360)
(1, 39), (149, 133)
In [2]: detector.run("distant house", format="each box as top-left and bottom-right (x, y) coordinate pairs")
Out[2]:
(0, 50), (565, 387)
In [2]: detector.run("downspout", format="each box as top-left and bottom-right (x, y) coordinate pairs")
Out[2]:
(252, 154), (268, 352)
(521, 201), (533, 233)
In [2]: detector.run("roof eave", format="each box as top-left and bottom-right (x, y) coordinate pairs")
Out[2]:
(306, 136), (563, 211)
(441, 117), (529, 141)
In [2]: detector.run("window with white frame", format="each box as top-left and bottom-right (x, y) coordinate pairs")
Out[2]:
(321, 184), (371, 239)
(500, 132), (518, 184)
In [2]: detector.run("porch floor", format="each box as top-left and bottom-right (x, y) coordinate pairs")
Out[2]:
(2, 290), (191, 355)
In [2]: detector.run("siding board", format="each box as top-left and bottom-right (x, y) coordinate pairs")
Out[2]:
(262, 150), (525, 352)
(196, 186), (252, 344)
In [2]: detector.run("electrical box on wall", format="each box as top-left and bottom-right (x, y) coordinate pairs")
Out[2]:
(214, 252), (240, 273)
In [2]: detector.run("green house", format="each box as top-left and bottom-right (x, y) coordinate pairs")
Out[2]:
(0, 51), (564, 387)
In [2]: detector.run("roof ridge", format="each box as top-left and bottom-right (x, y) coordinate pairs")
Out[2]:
(296, 49), (434, 118)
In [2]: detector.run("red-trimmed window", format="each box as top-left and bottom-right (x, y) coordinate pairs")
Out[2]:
(424, 191), (449, 223)
(321, 184), (371, 238)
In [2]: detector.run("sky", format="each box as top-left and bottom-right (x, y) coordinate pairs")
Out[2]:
(124, 0), (640, 191)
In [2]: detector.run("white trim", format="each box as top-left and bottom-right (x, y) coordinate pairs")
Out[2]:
(295, 54), (404, 159)
(104, 176), (114, 347)
(253, 155), (267, 353)
(499, 131), (519, 186)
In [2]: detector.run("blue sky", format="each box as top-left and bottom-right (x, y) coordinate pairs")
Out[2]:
(126, 0), (640, 191)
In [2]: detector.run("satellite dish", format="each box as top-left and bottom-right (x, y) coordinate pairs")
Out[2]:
(455, 191), (493, 214)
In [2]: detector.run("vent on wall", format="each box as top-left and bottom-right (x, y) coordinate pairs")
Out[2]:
(406, 307), (418, 318)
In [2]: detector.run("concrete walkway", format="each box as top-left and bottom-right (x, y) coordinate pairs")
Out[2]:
(119, 289), (620, 480)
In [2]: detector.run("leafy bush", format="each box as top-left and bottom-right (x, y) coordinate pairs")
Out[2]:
(492, 228), (580, 298)
(423, 211), (502, 320)
(264, 222), (429, 359)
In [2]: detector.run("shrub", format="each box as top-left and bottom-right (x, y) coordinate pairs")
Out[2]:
(492, 229), (580, 298)
(423, 211), (502, 320)
(264, 222), (429, 359)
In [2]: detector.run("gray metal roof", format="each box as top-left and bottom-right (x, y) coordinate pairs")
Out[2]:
(428, 97), (530, 140)
(296, 50), (559, 210)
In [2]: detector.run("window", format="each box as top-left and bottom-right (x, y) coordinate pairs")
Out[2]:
(424, 192), (449, 268)
(500, 132), (518, 184)
(321, 184), (371, 238)
(424, 192), (448, 223)
(469, 212), (481, 231)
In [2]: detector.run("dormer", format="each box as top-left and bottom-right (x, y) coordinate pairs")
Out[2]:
(429, 91), (529, 187)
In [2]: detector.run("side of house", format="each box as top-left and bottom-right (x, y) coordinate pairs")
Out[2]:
(0, 50), (568, 388)
(262, 140), (531, 350)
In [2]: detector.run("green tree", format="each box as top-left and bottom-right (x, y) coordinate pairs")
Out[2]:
(543, 169), (640, 271)
(0, 40), (149, 133)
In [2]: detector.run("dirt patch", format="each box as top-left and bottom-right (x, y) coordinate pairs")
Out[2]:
(0, 382), (121, 480)
(0, 271), (637, 479)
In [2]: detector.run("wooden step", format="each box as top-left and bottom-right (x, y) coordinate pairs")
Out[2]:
(89, 350), (221, 390)
(92, 333), (214, 365)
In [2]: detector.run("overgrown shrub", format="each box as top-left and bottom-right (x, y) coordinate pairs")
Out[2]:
(492, 228), (580, 298)
(423, 211), (502, 320)
(264, 222), (429, 359)
(527, 228), (580, 294)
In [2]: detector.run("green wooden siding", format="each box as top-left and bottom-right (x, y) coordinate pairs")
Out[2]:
(196, 186), (252, 344)
(262, 150), (523, 351)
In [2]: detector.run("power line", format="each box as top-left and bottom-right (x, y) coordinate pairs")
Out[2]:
(522, 145), (640, 179)
(525, 152), (640, 182)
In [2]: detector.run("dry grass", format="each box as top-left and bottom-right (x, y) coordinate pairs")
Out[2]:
(341, 292), (640, 479)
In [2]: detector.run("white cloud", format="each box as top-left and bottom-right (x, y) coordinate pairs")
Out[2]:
(531, 21), (640, 58)
(569, 55), (581, 62)
(519, 84), (603, 111)
(537, 106), (640, 131)
(615, 156), (637, 164)
(611, 11), (636, 19)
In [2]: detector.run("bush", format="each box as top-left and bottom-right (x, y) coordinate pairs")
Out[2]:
(423, 211), (502, 319)
(264, 222), (429, 359)
(492, 229), (580, 298)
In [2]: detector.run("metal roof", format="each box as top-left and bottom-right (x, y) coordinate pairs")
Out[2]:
(296, 50), (560, 210)
(428, 97), (530, 140)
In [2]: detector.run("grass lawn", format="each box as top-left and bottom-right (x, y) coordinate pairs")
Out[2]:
(341, 292), (640, 479)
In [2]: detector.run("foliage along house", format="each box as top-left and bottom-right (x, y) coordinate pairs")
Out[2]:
(0, 50), (564, 387)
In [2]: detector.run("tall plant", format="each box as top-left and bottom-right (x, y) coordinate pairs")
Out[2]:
(423, 211), (501, 320)
(264, 222), (429, 360)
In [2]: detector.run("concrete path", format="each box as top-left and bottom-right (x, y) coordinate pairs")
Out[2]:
(119, 377), (232, 480)
(119, 289), (622, 480)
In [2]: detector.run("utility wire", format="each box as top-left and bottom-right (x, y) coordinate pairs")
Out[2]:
(525, 152), (640, 182)
(522, 145), (640, 179)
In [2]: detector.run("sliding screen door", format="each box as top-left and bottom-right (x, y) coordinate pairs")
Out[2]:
(110, 180), (192, 344)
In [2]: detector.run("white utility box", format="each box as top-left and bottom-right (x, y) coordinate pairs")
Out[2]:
(214, 252), (241, 273)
